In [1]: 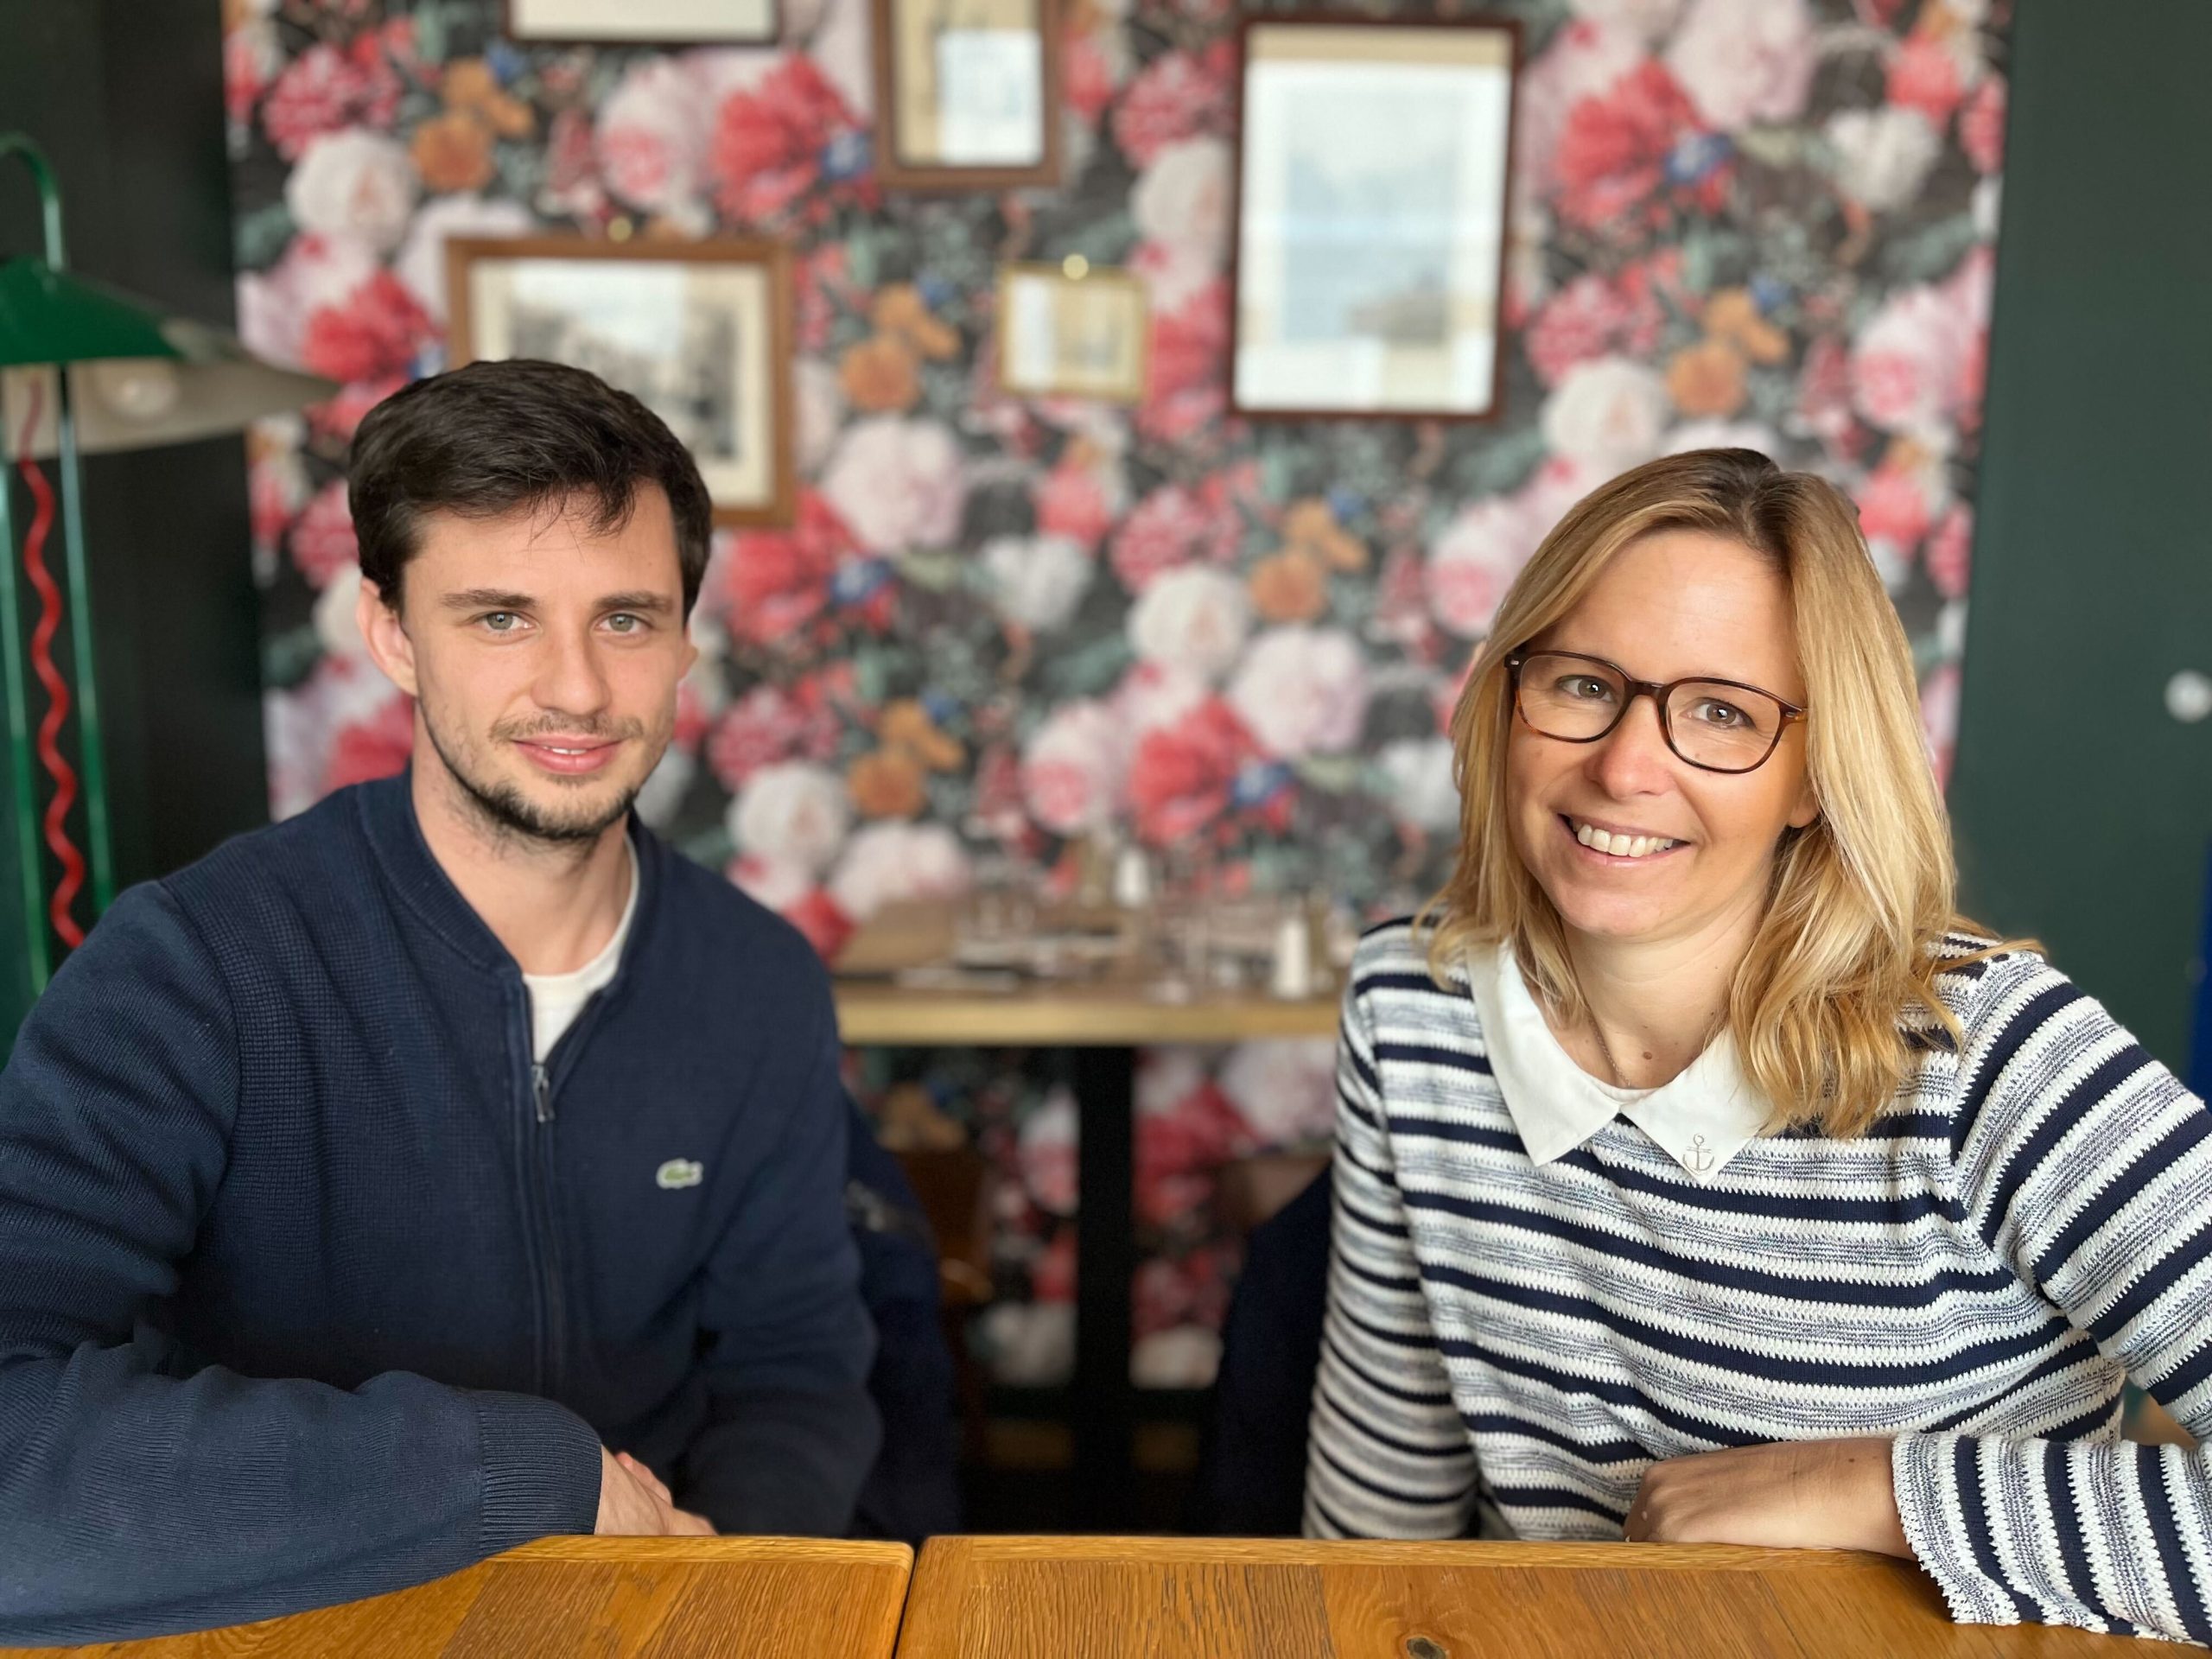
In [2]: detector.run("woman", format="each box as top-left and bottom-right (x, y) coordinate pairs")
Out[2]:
(1305, 448), (2210, 1643)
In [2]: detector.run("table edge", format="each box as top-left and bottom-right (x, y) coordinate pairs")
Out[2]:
(912, 1536), (1917, 1574)
(503, 1536), (914, 1567)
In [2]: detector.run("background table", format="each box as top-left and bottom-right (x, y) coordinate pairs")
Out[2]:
(894, 1537), (2128, 1657)
(834, 900), (1339, 1527)
(6, 1537), (912, 1659)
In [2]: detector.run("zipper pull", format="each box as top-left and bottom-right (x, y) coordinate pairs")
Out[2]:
(532, 1063), (553, 1124)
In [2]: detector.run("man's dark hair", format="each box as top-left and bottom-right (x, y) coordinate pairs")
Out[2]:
(348, 359), (714, 615)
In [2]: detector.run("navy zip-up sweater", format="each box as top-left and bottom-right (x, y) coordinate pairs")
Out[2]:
(0, 775), (879, 1644)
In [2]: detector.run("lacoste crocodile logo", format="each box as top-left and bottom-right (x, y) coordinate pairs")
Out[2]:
(656, 1159), (704, 1191)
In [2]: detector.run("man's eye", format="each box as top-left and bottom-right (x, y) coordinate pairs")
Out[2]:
(482, 613), (520, 633)
(607, 613), (641, 633)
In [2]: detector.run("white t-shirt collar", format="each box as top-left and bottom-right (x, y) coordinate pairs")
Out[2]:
(1464, 939), (1770, 1182)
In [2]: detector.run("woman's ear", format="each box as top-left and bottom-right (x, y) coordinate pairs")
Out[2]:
(1787, 766), (1820, 831)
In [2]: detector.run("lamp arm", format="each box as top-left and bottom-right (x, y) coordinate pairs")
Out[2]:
(0, 134), (67, 271)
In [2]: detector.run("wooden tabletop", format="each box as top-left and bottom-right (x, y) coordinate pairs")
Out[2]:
(893, 1537), (2129, 1658)
(10, 1537), (912, 1659)
(832, 899), (1341, 1046)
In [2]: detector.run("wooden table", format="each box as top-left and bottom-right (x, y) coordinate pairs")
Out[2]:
(894, 1537), (2131, 1657)
(8, 1537), (912, 1659)
(833, 901), (1339, 1527)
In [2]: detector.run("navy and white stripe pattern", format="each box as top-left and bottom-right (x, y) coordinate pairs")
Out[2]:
(1306, 919), (2212, 1644)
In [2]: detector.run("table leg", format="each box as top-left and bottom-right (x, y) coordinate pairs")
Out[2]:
(1071, 1043), (1135, 1530)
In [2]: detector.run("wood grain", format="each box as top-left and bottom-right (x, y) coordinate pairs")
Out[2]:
(8, 1537), (911, 1659)
(893, 1537), (2133, 1658)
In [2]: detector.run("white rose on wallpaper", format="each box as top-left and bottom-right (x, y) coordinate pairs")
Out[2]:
(983, 534), (1095, 632)
(1133, 137), (1231, 271)
(1019, 1086), (1079, 1217)
(728, 850), (813, 914)
(312, 564), (370, 661)
(728, 760), (851, 874)
(1665, 0), (1817, 130)
(1128, 565), (1251, 683)
(821, 416), (967, 554)
(1228, 626), (1370, 760)
(238, 231), (383, 366)
(1825, 107), (1942, 214)
(1541, 356), (1669, 475)
(284, 128), (418, 254)
(1567, 0), (1684, 40)
(829, 821), (973, 920)
(1219, 1039), (1339, 1146)
(1111, 661), (1208, 738)
(393, 194), (537, 322)
(1850, 283), (1974, 436)
(1376, 738), (1463, 835)
(1427, 493), (1540, 639)
(1661, 418), (1783, 458)
(1020, 700), (1127, 835)
(793, 355), (845, 476)
(1131, 1327), (1221, 1390)
(595, 56), (712, 216)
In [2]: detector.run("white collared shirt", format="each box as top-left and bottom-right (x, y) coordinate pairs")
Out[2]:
(1461, 940), (1770, 1182)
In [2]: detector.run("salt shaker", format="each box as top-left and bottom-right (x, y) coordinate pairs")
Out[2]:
(1268, 903), (1315, 1000)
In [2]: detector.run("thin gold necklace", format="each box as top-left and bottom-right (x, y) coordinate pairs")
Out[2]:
(1588, 1009), (1723, 1090)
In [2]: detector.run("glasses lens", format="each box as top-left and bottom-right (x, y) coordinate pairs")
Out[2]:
(1665, 681), (1784, 770)
(1517, 654), (1626, 741)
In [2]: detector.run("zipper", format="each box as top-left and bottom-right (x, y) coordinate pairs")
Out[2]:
(529, 1059), (568, 1395)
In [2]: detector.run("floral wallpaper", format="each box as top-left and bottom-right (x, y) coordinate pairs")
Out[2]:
(224, 0), (2011, 1387)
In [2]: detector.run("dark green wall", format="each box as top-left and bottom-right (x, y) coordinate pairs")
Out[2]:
(0, 0), (272, 1030)
(1949, 0), (2212, 1073)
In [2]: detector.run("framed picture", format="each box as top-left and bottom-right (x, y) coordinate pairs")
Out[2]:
(447, 237), (796, 528)
(1230, 15), (1520, 422)
(873, 0), (1059, 190)
(996, 261), (1148, 403)
(503, 0), (779, 45)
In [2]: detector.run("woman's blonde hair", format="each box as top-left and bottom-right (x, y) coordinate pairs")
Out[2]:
(1422, 448), (2018, 1137)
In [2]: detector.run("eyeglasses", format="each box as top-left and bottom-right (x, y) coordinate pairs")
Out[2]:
(1505, 649), (1807, 774)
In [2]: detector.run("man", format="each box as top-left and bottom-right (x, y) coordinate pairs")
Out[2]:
(0, 360), (880, 1644)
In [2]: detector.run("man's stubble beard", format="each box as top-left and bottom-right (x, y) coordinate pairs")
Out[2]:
(421, 701), (661, 847)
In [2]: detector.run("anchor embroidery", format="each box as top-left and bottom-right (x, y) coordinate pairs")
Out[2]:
(1686, 1134), (1715, 1175)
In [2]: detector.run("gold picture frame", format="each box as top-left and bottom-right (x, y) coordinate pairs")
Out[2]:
(447, 236), (797, 529)
(995, 261), (1149, 404)
(502, 0), (779, 45)
(874, 0), (1061, 191)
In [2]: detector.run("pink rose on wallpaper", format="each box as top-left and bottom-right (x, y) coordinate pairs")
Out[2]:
(1136, 1067), (1249, 1227)
(285, 129), (418, 254)
(781, 887), (855, 962)
(1795, 333), (1858, 455)
(1140, 279), (1230, 445)
(829, 822), (972, 921)
(821, 417), (966, 555)
(1919, 660), (1961, 791)
(1427, 493), (1541, 639)
(323, 690), (414, 794)
(721, 491), (857, 644)
(226, 21), (281, 130)
(1111, 661), (1209, 741)
(543, 107), (607, 222)
(1526, 271), (1665, 388)
(1021, 701), (1127, 836)
(1218, 1039), (1338, 1147)
(708, 683), (841, 792)
(1064, 30), (1119, 125)
(1886, 35), (1968, 125)
(711, 55), (864, 226)
(1128, 566), (1252, 683)
(307, 375), (406, 446)
(239, 232), (381, 367)
(1961, 75), (2006, 175)
(1133, 137), (1231, 276)
(261, 41), (403, 161)
(288, 480), (359, 588)
(1924, 504), (1974, 601)
(1109, 480), (1239, 595)
(1029, 1229), (1076, 1303)
(1128, 696), (1256, 846)
(596, 57), (714, 216)
(1855, 458), (1936, 559)
(728, 760), (851, 874)
(1850, 283), (1975, 435)
(1552, 60), (1727, 233)
(1513, 20), (1644, 209)
(1664, 0), (1816, 130)
(1035, 459), (1118, 550)
(1019, 1089), (1079, 1217)
(1110, 41), (1233, 169)
(1227, 627), (1370, 760)
(249, 443), (308, 554)
(727, 850), (811, 916)
(299, 268), (432, 386)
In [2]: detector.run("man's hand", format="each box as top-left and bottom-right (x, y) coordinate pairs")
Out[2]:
(1624, 1438), (1910, 1557)
(594, 1447), (717, 1536)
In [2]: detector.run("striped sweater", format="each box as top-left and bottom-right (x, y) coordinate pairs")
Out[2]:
(1304, 919), (2212, 1644)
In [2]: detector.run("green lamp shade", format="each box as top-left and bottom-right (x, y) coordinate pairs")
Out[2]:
(0, 257), (336, 458)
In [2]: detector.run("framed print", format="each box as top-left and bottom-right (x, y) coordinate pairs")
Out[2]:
(1230, 15), (1520, 422)
(874, 0), (1060, 190)
(503, 0), (779, 45)
(996, 262), (1148, 402)
(448, 237), (796, 528)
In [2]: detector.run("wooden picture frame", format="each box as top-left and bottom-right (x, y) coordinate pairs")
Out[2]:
(447, 236), (797, 529)
(1229, 14), (1521, 423)
(873, 0), (1060, 191)
(502, 0), (779, 45)
(995, 261), (1149, 403)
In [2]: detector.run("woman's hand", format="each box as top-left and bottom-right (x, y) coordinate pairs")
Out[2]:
(1624, 1438), (1910, 1557)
